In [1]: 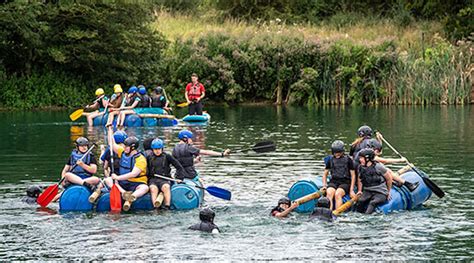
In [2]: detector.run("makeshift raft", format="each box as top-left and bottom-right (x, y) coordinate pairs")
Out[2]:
(59, 178), (204, 212)
(287, 171), (432, 214)
(182, 113), (211, 123)
(91, 108), (177, 127)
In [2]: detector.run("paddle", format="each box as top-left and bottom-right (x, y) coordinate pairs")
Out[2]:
(332, 193), (361, 216)
(375, 132), (445, 198)
(154, 174), (231, 201)
(108, 126), (122, 212)
(233, 141), (276, 153)
(37, 144), (96, 207)
(177, 102), (189, 108)
(294, 188), (327, 205)
(69, 96), (104, 121)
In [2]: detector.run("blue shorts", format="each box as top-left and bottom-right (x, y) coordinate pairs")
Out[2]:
(118, 180), (145, 192)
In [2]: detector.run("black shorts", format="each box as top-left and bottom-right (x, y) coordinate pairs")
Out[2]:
(328, 180), (350, 194)
(148, 177), (171, 190)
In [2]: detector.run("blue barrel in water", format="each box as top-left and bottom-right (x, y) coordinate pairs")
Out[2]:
(59, 185), (94, 212)
(124, 114), (143, 127)
(170, 178), (204, 210)
(92, 112), (108, 126)
(96, 193), (154, 212)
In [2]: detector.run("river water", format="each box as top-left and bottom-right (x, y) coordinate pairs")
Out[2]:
(0, 106), (473, 260)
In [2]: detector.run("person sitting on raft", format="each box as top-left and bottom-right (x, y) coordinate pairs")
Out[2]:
(185, 73), (205, 115)
(147, 138), (188, 209)
(116, 86), (142, 128)
(189, 208), (220, 234)
(22, 185), (43, 205)
(60, 137), (99, 191)
(270, 197), (299, 218)
(172, 130), (230, 180)
(142, 137), (154, 158)
(100, 130), (127, 178)
(105, 84), (126, 126)
(103, 127), (149, 211)
(309, 197), (336, 222)
(356, 148), (393, 214)
(322, 140), (357, 210)
(83, 88), (108, 126)
(150, 86), (170, 112)
(367, 138), (419, 191)
(350, 125), (373, 158)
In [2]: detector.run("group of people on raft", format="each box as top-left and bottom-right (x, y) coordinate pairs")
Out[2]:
(271, 125), (419, 221)
(82, 73), (207, 126)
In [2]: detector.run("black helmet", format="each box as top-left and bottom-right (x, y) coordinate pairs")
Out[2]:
(143, 137), (154, 151)
(317, 197), (330, 208)
(357, 125), (373, 138)
(124, 136), (139, 150)
(75, 137), (90, 147)
(199, 208), (215, 223)
(26, 185), (42, 198)
(358, 148), (376, 163)
(331, 140), (345, 154)
(154, 86), (163, 94)
(368, 139), (382, 151)
(278, 197), (291, 206)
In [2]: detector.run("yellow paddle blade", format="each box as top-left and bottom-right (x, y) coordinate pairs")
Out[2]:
(69, 109), (84, 121)
(177, 102), (189, 107)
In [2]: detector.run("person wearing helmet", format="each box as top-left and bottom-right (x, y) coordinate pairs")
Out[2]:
(138, 85), (151, 108)
(115, 86), (142, 128)
(349, 125), (373, 158)
(322, 140), (357, 210)
(142, 137), (154, 158)
(309, 197), (336, 222)
(103, 126), (149, 211)
(367, 137), (419, 192)
(355, 148), (393, 214)
(105, 84), (126, 126)
(185, 73), (205, 115)
(22, 185), (43, 205)
(60, 137), (100, 190)
(172, 129), (231, 180)
(83, 88), (109, 126)
(147, 138), (188, 209)
(100, 130), (128, 177)
(189, 207), (220, 233)
(150, 86), (169, 111)
(270, 197), (299, 218)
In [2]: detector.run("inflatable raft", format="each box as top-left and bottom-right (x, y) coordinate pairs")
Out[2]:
(287, 171), (432, 214)
(91, 108), (177, 127)
(182, 113), (211, 123)
(59, 178), (204, 212)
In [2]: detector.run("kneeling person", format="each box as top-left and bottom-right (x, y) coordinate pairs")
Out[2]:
(147, 138), (188, 209)
(189, 208), (219, 234)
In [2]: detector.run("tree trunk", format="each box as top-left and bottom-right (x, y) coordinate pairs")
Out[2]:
(275, 81), (283, 105)
(470, 82), (474, 104)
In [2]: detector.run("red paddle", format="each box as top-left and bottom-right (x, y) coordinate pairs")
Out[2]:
(37, 144), (96, 207)
(107, 126), (122, 212)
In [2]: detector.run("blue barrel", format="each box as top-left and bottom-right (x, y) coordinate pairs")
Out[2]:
(287, 178), (322, 213)
(92, 113), (108, 126)
(124, 114), (143, 127)
(96, 193), (154, 212)
(182, 113), (210, 123)
(170, 178), (204, 210)
(91, 108), (176, 127)
(59, 185), (93, 212)
(143, 118), (158, 126)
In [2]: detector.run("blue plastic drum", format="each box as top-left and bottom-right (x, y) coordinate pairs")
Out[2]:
(95, 193), (154, 212)
(288, 178), (323, 213)
(170, 178), (203, 210)
(124, 114), (143, 127)
(59, 185), (93, 212)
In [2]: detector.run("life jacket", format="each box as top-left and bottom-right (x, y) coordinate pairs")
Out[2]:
(351, 138), (370, 158)
(359, 163), (385, 188)
(110, 93), (124, 108)
(309, 207), (335, 222)
(270, 206), (284, 216)
(70, 150), (92, 178)
(188, 222), (219, 233)
(141, 94), (151, 108)
(125, 94), (139, 107)
(102, 148), (120, 173)
(151, 95), (166, 108)
(172, 144), (195, 168)
(147, 152), (171, 178)
(98, 96), (108, 109)
(329, 154), (351, 181)
(188, 83), (203, 100)
(118, 151), (147, 182)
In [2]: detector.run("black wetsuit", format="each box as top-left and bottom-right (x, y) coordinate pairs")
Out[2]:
(356, 162), (389, 214)
(189, 222), (219, 233)
(309, 207), (336, 222)
(172, 143), (200, 179)
(147, 152), (188, 188)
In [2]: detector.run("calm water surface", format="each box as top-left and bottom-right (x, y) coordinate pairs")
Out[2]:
(0, 106), (473, 260)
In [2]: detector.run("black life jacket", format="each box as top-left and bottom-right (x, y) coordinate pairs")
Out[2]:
(351, 138), (370, 158)
(309, 207), (335, 222)
(330, 154), (351, 181)
(359, 163), (385, 188)
(188, 222), (219, 233)
(141, 94), (151, 108)
(151, 95), (166, 108)
(172, 144), (195, 168)
(104, 148), (120, 173)
(270, 206), (284, 216)
(147, 152), (171, 178)
(98, 96), (108, 109)
(125, 94), (139, 107)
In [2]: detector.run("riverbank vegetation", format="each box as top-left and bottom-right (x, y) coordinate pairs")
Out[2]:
(0, 1), (472, 109)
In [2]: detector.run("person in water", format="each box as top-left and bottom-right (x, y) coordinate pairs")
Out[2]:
(189, 208), (220, 234)
(83, 88), (109, 126)
(350, 125), (373, 158)
(322, 140), (357, 210)
(104, 126), (149, 211)
(356, 148), (392, 214)
(367, 138), (419, 191)
(22, 185), (43, 204)
(116, 86), (142, 128)
(138, 85), (151, 108)
(61, 137), (100, 190)
(309, 197), (336, 222)
(172, 130), (230, 180)
(270, 197), (299, 218)
(147, 138), (188, 209)
(185, 73), (205, 115)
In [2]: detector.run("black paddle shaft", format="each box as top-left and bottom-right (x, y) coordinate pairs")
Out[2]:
(233, 141), (276, 153)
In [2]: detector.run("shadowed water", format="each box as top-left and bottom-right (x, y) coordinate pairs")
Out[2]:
(0, 106), (473, 260)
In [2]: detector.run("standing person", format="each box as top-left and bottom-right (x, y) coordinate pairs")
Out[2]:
(356, 148), (393, 214)
(83, 88), (108, 126)
(172, 130), (230, 180)
(61, 137), (100, 190)
(147, 138), (188, 209)
(116, 86), (141, 128)
(350, 125), (373, 158)
(185, 73), (205, 115)
(138, 85), (151, 108)
(322, 140), (357, 210)
(103, 127), (149, 211)
(270, 197), (299, 218)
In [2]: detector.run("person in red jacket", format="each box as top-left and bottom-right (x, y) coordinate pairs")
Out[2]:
(185, 73), (205, 115)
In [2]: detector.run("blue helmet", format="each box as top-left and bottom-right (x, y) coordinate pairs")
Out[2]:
(178, 130), (193, 140)
(113, 130), (128, 144)
(151, 138), (164, 149)
(138, 86), (147, 95)
(128, 86), (138, 94)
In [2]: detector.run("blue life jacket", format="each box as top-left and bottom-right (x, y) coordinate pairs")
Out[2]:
(70, 150), (92, 177)
(119, 152), (141, 175)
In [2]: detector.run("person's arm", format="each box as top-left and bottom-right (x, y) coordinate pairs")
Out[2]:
(198, 84), (205, 101)
(200, 149), (231, 157)
(375, 156), (406, 164)
(384, 170), (393, 199)
(168, 154), (188, 180)
(274, 202), (299, 218)
(103, 160), (111, 177)
(76, 159), (97, 175)
(357, 175), (363, 194)
(185, 85), (190, 103)
(106, 126), (121, 155)
(112, 167), (142, 181)
(322, 169), (329, 188)
(61, 164), (70, 178)
(349, 169), (356, 197)
(85, 101), (100, 110)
